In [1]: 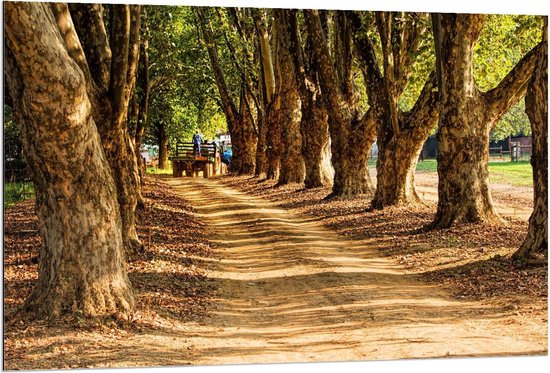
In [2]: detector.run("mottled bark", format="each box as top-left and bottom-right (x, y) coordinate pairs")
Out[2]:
(4, 1), (134, 318)
(265, 98), (281, 179)
(431, 14), (541, 228)
(514, 18), (548, 261)
(69, 3), (143, 251)
(158, 123), (169, 169)
(372, 74), (439, 208)
(305, 10), (375, 197)
(275, 9), (305, 185)
(301, 101), (332, 187)
(253, 9), (275, 177)
(195, 7), (256, 175)
(290, 11), (332, 188)
(135, 38), (150, 185)
(352, 11), (438, 208)
(237, 89), (258, 174)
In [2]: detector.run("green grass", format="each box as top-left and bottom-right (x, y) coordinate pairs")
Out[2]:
(414, 159), (532, 187)
(369, 158), (533, 187)
(3, 182), (34, 208)
(487, 160), (533, 187)
(146, 166), (173, 175)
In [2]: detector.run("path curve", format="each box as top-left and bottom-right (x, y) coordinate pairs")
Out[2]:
(166, 177), (547, 365)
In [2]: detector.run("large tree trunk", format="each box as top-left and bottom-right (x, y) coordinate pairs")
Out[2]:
(135, 38), (150, 186)
(69, 3), (143, 251)
(371, 75), (439, 208)
(301, 101), (332, 187)
(514, 18), (548, 261)
(254, 114), (268, 177)
(158, 123), (169, 169)
(275, 9), (305, 185)
(305, 10), (375, 197)
(330, 114), (376, 197)
(236, 90), (257, 175)
(289, 11), (332, 188)
(351, 11), (438, 208)
(265, 97), (281, 180)
(431, 14), (541, 228)
(253, 9), (275, 178)
(4, 1), (134, 318)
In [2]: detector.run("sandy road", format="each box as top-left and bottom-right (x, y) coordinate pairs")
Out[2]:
(164, 177), (547, 365)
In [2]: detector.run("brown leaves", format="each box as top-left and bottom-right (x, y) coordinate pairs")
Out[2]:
(3, 176), (215, 369)
(220, 174), (547, 303)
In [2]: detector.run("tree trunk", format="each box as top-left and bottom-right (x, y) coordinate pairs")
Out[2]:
(330, 114), (376, 197)
(301, 100), (332, 188)
(431, 13), (541, 228)
(275, 9), (305, 185)
(254, 114), (268, 177)
(158, 123), (169, 169)
(236, 90), (257, 175)
(289, 10), (332, 188)
(371, 75), (439, 208)
(305, 10), (375, 197)
(135, 38), (150, 186)
(351, 11), (438, 208)
(4, 1), (134, 318)
(514, 18), (548, 261)
(69, 3), (143, 251)
(266, 98), (281, 180)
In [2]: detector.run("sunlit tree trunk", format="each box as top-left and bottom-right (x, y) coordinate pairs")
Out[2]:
(69, 3), (143, 251)
(351, 11), (439, 208)
(290, 11), (332, 188)
(4, 1), (134, 318)
(135, 37), (150, 185)
(274, 9), (305, 185)
(431, 13), (542, 228)
(514, 18), (548, 261)
(305, 10), (375, 197)
(158, 123), (169, 169)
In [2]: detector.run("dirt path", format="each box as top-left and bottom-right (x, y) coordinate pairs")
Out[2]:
(163, 178), (546, 365)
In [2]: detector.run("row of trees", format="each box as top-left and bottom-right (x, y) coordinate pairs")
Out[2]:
(3, 2), (547, 318)
(193, 9), (546, 251)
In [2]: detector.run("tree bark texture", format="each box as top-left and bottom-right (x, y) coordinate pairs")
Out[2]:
(4, 2), (135, 318)
(514, 18), (548, 261)
(253, 9), (275, 178)
(158, 123), (169, 169)
(352, 11), (439, 208)
(69, 3), (143, 251)
(236, 89), (258, 174)
(431, 13), (542, 228)
(135, 38), (150, 185)
(305, 10), (375, 197)
(195, 7), (256, 175)
(290, 10), (332, 188)
(265, 97), (282, 179)
(274, 9), (305, 185)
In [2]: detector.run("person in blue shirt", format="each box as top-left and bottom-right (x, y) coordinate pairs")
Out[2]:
(192, 130), (202, 157)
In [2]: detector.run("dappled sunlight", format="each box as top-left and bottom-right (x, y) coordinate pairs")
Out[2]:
(157, 177), (547, 365)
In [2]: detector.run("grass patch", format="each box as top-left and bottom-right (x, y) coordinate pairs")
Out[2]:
(146, 166), (173, 175)
(488, 160), (533, 187)
(414, 159), (532, 187)
(3, 182), (34, 209)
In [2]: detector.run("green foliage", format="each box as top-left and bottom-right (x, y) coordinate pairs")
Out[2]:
(475, 15), (542, 140)
(144, 5), (229, 150)
(3, 105), (23, 160)
(4, 182), (34, 209)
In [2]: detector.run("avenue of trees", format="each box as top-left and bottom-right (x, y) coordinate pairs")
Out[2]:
(3, 2), (547, 318)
